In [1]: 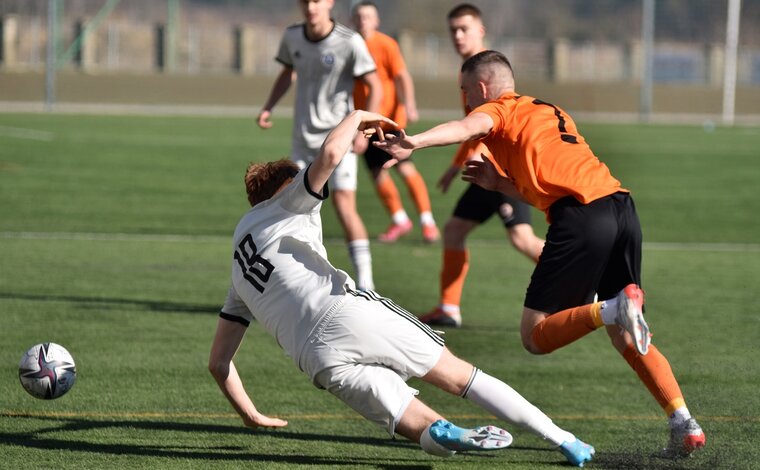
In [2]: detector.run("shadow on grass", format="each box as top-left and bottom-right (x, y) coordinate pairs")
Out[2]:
(0, 414), (582, 467)
(0, 291), (218, 314)
(0, 414), (557, 467)
(0, 414), (440, 467)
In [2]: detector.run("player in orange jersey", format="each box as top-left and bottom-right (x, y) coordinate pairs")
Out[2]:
(352, 1), (440, 243)
(376, 50), (706, 459)
(419, 4), (543, 327)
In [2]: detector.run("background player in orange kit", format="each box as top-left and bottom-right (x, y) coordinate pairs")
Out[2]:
(352, 1), (440, 243)
(420, 4), (543, 328)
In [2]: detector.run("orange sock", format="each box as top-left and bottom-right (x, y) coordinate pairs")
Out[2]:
(440, 248), (469, 307)
(404, 172), (432, 214)
(621, 344), (686, 415)
(531, 303), (602, 353)
(375, 175), (403, 216)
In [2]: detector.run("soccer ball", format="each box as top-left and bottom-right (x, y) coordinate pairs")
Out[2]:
(18, 342), (77, 400)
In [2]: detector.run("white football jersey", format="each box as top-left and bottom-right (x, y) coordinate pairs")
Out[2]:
(276, 22), (376, 156)
(221, 168), (355, 367)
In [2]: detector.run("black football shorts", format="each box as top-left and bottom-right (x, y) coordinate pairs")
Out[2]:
(524, 192), (642, 314)
(453, 183), (532, 228)
(363, 133), (411, 170)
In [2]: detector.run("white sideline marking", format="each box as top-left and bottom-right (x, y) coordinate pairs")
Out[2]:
(0, 231), (227, 244)
(0, 125), (54, 141)
(644, 241), (760, 253)
(2, 232), (759, 253)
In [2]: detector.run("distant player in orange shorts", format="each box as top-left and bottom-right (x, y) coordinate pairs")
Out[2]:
(376, 49), (706, 459)
(419, 4), (543, 328)
(352, 1), (440, 244)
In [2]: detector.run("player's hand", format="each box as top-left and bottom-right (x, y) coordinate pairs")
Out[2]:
(353, 111), (397, 151)
(373, 129), (414, 169)
(355, 110), (397, 132)
(353, 132), (369, 154)
(437, 165), (460, 193)
(462, 154), (512, 193)
(257, 110), (274, 129)
(243, 411), (288, 429)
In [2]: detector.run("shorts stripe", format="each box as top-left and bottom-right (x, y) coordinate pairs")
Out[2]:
(348, 288), (445, 346)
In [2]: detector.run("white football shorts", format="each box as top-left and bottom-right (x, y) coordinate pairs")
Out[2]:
(291, 148), (358, 192)
(301, 290), (445, 436)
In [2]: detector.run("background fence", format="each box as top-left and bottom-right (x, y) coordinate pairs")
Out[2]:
(1, 0), (759, 120)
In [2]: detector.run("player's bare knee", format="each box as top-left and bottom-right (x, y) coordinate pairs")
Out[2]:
(208, 360), (227, 380)
(522, 339), (544, 355)
(508, 230), (531, 251)
(520, 332), (546, 355)
(332, 189), (355, 205)
(423, 349), (473, 395)
(443, 220), (469, 246)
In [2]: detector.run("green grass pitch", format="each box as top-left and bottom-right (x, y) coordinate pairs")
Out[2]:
(1, 113), (759, 469)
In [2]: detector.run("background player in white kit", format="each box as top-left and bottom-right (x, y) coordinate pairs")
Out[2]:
(208, 110), (595, 466)
(257, 0), (381, 290)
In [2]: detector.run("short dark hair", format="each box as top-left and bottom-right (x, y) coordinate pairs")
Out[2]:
(352, 0), (377, 15)
(244, 159), (300, 207)
(461, 50), (514, 77)
(447, 3), (482, 21)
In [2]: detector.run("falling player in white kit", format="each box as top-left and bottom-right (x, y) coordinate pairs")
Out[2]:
(209, 110), (595, 466)
(257, 0), (381, 291)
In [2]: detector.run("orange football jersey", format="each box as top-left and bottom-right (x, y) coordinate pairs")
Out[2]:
(353, 31), (407, 129)
(473, 92), (626, 214)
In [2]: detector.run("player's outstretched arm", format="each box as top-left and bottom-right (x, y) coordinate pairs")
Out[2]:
(209, 318), (288, 429)
(257, 66), (294, 129)
(375, 112), (494, 169)
(308, 110), (397, 193)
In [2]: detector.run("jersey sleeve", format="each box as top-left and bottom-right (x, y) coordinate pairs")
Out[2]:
(351, 33), (377, 78)
(275, 28), (294, 66)
(220, 284), (253, 327)
(472, 102), (507, 138)
(277, 166), (327, 214)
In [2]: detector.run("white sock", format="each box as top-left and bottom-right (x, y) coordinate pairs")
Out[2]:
(669, 406), (692, 428)
(440, 304), (461, 315)
(464, 369), (574, 446)
(600, 297), (619, 325)
(420, 211), (435, 226)
(392, 210), (410, 225)
(347, 239), (374, 291)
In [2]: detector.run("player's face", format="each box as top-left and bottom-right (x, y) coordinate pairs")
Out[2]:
(448, 15), (485, 59)
(460, 71), (486, 109)
(353, 5), (379, 37)
(299, 0), (333, 27)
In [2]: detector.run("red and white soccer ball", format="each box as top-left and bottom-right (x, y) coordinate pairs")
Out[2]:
(18, 342), (77, 400)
